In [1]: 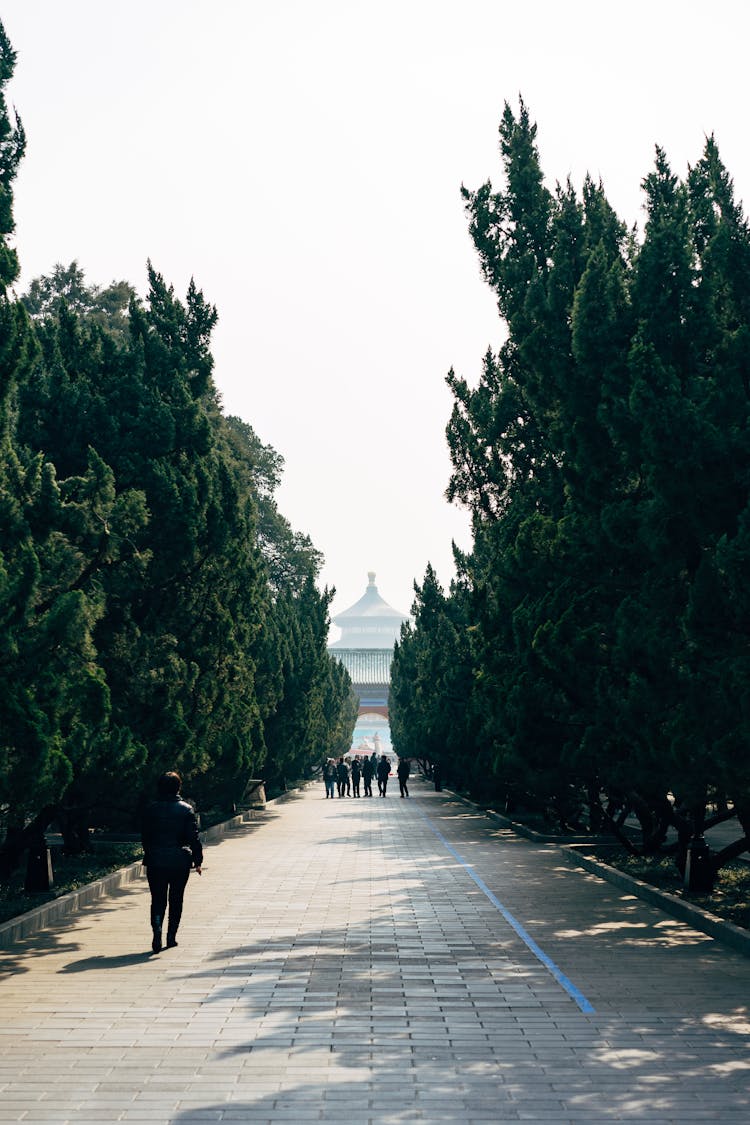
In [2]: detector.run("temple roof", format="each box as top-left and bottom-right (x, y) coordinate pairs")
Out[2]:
(333, 572), (408, 623)
(329, 572), (409, 650)
(333, 649), (393, 685)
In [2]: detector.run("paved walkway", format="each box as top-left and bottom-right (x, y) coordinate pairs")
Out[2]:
(1, 781), (749, 1124)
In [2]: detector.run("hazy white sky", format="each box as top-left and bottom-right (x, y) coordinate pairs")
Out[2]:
(2, 1), (749, 624)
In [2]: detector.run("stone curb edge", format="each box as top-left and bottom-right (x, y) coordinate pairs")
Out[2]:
(0, 784), (313, 949)
(484, 807), (613, 845)
(439, 790), (750, 959)
(560, 846), (750, 958)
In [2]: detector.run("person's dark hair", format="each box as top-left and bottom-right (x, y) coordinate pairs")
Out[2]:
(157, 771), (182, 798)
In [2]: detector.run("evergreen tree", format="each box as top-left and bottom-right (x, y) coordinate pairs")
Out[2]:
(15, 256), (353, 828)
(262, 577), (356, 793)
(21, 260), (135, 343)
(0, 22), (142, 863)
(423, 100), (750, 871)
(391, 565), (479, 791)
(1, 14), (354, 866)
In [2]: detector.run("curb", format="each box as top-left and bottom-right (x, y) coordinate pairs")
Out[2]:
(438, 787), (613, 845)
(0, 785), (314, 949)
(485, 807), (614, 846)
(437, 785), (750, 959)
(561, 846), (750, 958)
(0, 859), (145, 948)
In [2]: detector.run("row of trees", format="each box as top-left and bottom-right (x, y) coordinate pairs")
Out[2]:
(391, 100), (750, 879)
(0, 23), (357, 874)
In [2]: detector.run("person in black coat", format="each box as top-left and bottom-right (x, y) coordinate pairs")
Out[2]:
(351, 756), (362, 797)
(376, 755), (391, 797)
(336, 757), (349, 798)
(361, 754), (374, 797)
(141, 771), (202, 952)
(397, 757), (410, 798)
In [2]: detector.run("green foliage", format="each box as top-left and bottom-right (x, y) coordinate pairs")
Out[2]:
(11, 257), (354, 828)
(21, 261), (136, 343)
(222, 414), (323, 591)
(0, 22), (24, 293)
(392, 100), (750, 872)
(391, 565), (481, 790)
(261, 577), (357, 791)
(0, 17), (355, 873)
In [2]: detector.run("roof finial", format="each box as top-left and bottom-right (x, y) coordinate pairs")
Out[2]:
(368, 571), (376, 586)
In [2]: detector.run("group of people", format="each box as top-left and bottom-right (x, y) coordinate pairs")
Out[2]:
(323, 753), (411, 799)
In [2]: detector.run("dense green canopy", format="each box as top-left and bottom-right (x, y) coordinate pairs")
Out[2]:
(391, 100), (750, 878)
(0, 22), (355, 872)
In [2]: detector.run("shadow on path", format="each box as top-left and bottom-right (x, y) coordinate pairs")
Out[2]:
(59, 950), (154, 972)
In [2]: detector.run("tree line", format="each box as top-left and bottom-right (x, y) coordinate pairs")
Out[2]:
(0, 24), (357, 876)
(390, 100), (750, 881)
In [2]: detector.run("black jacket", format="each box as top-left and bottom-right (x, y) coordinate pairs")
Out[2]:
(376, 757), (391, 781)
(141, 796), (203, 871)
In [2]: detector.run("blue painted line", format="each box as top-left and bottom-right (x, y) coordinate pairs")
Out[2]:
(414, 803), (596, 1014)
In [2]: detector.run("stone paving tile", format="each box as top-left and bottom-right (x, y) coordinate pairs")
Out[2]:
(1, 781), (750, 1123)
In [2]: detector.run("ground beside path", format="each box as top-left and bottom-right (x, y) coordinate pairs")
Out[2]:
(1, 781), (749, 1124)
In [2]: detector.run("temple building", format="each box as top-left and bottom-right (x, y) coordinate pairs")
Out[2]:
(329, 573), (409, 751)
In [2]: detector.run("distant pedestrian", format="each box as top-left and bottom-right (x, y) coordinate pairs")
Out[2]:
(377, 755), (391, 797)
(336, 757), (349, 798)
(141, 771), (202, 953)
(362, 754), (374, 797)
(351, 756), (362, 797)
(345, 757), (352, 796)
(432, 762), (442, 792)
(397, 757), (410, 798)
(323, 758), (336, 799)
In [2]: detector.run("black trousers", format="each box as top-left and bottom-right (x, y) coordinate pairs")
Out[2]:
(147, 866), (190, 935)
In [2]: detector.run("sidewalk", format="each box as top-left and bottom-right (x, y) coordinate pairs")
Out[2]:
(1, 780), (749, 1124)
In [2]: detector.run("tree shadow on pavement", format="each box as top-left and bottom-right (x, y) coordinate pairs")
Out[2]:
(0, 880), (145, 976)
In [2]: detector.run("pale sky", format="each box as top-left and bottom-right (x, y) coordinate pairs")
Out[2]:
(2, 1), (749, 626)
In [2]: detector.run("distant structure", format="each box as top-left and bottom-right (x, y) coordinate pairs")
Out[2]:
(329, 572), (409, 720)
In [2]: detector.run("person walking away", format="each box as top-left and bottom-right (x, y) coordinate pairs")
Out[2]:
(323, 758), (336, 798)
(336, 756), (349, 798)
(362, 753), (374, 797)
(377, 754), (391, 797)
(351, 756), (362, 797)
(397, 757), (410, 798)
(344, 757), (352, 796)
(141, 771), (202, 953)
